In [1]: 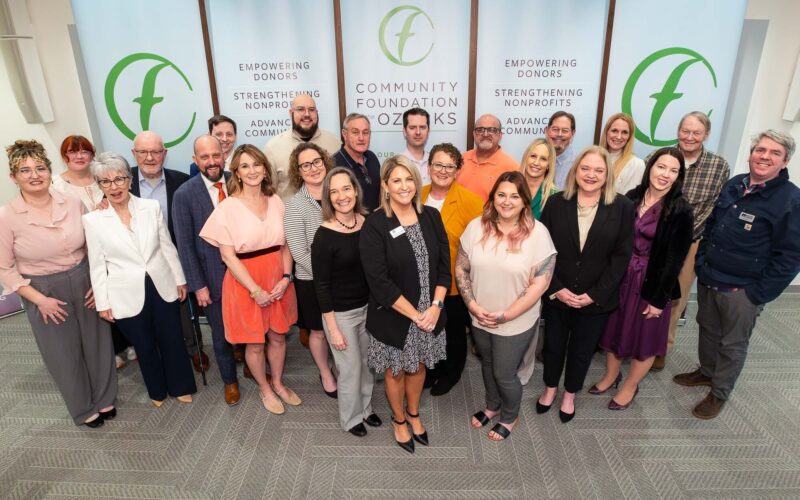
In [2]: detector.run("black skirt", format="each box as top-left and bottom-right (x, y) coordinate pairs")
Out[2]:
(294, 278), (324, 330)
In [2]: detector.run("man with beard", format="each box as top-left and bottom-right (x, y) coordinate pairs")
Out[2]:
(265, 94), (340, 201)
(546, 111), (577, 190)
(457, 114), (519, 201)
(189, 115), (238, 177)
(171, 135), (239, 405)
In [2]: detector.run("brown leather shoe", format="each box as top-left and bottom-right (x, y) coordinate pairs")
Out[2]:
(191, 352), (210, 373)
(651, 356), (666, 372)
(299, 328), (310, 349)
(673, 368), (711, 387)
(692, 392), (726, 419)
(224, 382), (240, 406)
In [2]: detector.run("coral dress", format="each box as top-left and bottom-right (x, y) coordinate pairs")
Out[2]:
(200, 196), (297, 343)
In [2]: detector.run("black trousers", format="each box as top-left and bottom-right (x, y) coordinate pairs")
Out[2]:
(542, 305), (609, 393)
(429, 295), (470, 386)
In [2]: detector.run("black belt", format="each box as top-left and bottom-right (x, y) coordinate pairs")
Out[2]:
(236, 245), (281, 260)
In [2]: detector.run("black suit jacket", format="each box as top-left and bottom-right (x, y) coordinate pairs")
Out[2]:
(130, 167), (189, 242)
(359, 205), (451, 349)
(541, 192), (634, 314)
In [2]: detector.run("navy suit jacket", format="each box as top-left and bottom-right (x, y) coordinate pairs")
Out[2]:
(130, 166), (189, 242)
(171, 173), (230, 302)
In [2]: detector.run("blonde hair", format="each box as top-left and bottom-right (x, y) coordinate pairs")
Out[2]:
(6, 140), (51, 175)
(379, 155), (422, 217)
(227, 144), (275, 197)
(600, 113), (636, 180)
(562, 145), (617, 206)
(519, 138), (556, 207)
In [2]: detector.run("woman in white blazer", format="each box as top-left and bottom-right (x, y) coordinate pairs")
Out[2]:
(83, 152), (196, 407)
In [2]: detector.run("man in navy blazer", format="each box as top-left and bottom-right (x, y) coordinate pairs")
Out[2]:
(172, 135), (239, 405)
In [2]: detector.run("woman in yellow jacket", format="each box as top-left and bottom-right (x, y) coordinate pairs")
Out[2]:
(419, 143), (484, 395)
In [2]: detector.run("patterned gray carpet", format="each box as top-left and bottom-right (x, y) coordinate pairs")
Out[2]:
(1, 294), (799, 499)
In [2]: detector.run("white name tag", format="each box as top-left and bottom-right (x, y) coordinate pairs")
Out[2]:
(390, 226), (406, 239)
(739, 212), (755, 223)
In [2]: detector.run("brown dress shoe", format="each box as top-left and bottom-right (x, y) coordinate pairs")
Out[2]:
(299, 328), (310, 349)
(673, 368), (711, 387)
(224, 383), (240, 406)
(191, 352), (210, 373)
(650, 356), (666, 372)
(692, 392), (726, 419)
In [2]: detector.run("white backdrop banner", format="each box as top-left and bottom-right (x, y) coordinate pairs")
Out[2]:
(339, 0), (471, 160)
(602, 0), (747, 156)
(207, 0), (340, 146)
(474, 0), (608, 162)
(71, 0), (214, 172)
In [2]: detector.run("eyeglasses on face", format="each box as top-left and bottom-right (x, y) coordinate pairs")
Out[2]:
(474, 127), (501, 135)
(430, 162), (457, 173)
(96, 176), (130, 188)
(298, 157), (325, 172)
(66, 150), (92, 157)
(15, 165), (50, 178)
(133, 149), (165, 157)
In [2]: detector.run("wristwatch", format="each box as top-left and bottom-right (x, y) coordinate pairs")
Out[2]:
(282, 273), (294, 282)
(433, 299), (444, 309)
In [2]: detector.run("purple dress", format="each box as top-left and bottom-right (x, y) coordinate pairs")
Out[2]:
(599, 200), (671, 360)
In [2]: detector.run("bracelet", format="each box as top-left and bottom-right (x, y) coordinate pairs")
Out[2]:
(250, 287), (263, 298)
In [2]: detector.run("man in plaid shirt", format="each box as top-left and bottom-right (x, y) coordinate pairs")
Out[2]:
(647, 111), (730, 372)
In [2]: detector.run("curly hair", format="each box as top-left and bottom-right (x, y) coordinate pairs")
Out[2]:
(6, 140), (51, 174)
(288, 142), (334, 190)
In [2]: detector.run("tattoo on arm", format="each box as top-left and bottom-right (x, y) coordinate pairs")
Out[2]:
(533, 254), (556, 281)
(455, 245), (476, 305)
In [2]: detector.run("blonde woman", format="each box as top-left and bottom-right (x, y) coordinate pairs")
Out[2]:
(520, 138), (558, 219)
(600, 113), (645, 195)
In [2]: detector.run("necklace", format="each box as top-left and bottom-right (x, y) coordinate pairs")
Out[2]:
(639, 189), (655, 217)
(335, 214), (358, 230)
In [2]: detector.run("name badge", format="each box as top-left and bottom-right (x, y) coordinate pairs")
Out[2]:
(390, 226), (406, 239)
(739, 212), (755, 223)
(744, 223), (752, 231)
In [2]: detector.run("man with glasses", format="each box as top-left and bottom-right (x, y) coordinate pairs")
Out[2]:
(546, 111), (577, 190)
(457, 114), (519, 201)
(333, 113), (381, 211)
(129, 131), (208, 373)
(264, 94), (340, 201)
(400, 107), (431, 186)
(646, 111), (729, 372)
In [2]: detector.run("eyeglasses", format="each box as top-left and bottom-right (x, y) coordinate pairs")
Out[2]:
(474, 127), (501, 135)
(133, 149), (165, 157)
(15, 166), (50, 178)
(298, 157), (325, 172)
(548, 126), (572, 135)
(96, 176), (130, 188)
(430, 162), (457, 173)
(293, 106), (317, 115)
(66, 150), (92, 157)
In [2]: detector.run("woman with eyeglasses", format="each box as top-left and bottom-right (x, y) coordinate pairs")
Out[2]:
(83, 152), (196, 408)
(284, 143), (338, 398)
(201, 144), (299, 415)
(51, 136), (104, 210)
(1, 140), (117, 428)
(419, 143), (483, 396)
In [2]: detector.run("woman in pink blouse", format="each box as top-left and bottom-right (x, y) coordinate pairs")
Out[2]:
(201, 144), (299, 415)
(0, 140), (117, 428)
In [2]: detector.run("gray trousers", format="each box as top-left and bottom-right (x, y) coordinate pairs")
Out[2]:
(473, 324), (535, 424)
(21, 259), (117, 424)
(322, 305), (375, 431)
(696, 286), (763, 400)
(516, 318), (542, 385)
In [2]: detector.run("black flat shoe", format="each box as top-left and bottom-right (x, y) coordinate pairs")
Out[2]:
(319, 375), (337, 399)
(99, 407), (117, 420)
(84, 415), (104, 428)
(392, 417), (414, 454)
(348, 422), (367, 437)
(363, 413), (382, 427)
(536, 390), (558, 414)
(405, 409), (429, 446)
(558, 409), (575, 423)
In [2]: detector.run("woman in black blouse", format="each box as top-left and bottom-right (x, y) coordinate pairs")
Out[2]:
(359, 155), (450, 454)
(311, 167), (381, 437)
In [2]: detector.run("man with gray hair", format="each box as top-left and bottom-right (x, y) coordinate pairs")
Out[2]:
(674, 129), (800, 419)
(333, 113), (381, 211)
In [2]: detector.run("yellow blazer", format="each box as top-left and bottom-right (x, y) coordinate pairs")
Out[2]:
(421, 182), (484, 295)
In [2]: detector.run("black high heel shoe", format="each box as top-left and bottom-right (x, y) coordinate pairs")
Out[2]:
(392, 417), (415, 454)
(319, 375), (337, 399)
(608, 386), (639, 410)
(99, 407), (117, 420)
(536, 390), (558, 414)
(405, 409), (429, 446)
(588, 372), (623, 395)
(84, 414), (104, 428)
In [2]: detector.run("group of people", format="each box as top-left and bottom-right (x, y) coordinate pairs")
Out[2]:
(2, 96), (798, 453)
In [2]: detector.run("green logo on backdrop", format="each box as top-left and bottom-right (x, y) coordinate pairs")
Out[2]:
(104, 53), (196, 148)
(379, 6), (434, 66)
(621, 47), (717, 146)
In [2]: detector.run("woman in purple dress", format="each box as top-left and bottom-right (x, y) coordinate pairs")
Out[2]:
(592, 147), (693, 410)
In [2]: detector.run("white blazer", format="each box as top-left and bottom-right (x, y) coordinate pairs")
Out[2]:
(83, 195), (186, 319)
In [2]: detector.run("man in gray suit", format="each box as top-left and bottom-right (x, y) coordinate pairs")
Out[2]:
(172, 135), (239, 405)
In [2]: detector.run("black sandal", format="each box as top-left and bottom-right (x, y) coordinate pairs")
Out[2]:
(471, 410), (491, 427)
(392, 417), (414, 454)
(489, 422), (513, 441)
(405, 409), (429, 446)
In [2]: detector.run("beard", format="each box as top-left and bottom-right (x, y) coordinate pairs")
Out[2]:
(201, 163), (223, 182)
(292, 118), (318, 140)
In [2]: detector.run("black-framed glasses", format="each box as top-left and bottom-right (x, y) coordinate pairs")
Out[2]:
(298, 157), (325, 172)
(96, 176), (130, 188)
(430, 162), (457, 173)
(474, 127), (501, 135)
(133, 149), (165, 157)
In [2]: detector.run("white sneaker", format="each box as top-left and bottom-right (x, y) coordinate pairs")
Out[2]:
(126, 346), (137, 361)
(115, 355), (125, 369)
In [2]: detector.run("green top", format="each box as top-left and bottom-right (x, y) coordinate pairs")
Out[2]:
(530, 184), (558, 220)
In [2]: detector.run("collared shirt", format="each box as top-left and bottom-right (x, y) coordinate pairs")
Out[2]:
(137, 169), (168, 224)
(647, 146), (729, 239)
(401, 147), (430, 185)
(200, 173), (228, 209)
(333, 148), (381, 211)
(457, 147), (519, 202)
(0, 190), (87, 295)
(554, 143), (577, 190)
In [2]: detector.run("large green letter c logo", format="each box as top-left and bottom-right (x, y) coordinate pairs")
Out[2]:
(378, 6), (435, 66)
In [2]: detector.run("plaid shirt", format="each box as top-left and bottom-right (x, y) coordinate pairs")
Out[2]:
(647, 147), (729, 239)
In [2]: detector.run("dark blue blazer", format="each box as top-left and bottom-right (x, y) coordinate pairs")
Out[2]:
(130, 166), (189, 243)
(171, 173), (230, 301)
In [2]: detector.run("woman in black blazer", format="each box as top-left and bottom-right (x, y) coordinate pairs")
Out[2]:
(360, 155), (450, 454)
(538, 145), (634, 423)
(592, 147), (693, 409)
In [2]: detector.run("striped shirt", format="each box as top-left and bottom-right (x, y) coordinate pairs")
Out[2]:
(283, 184), (322, 280)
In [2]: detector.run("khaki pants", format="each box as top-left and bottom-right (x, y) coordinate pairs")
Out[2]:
(666, 240), (699, 353)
